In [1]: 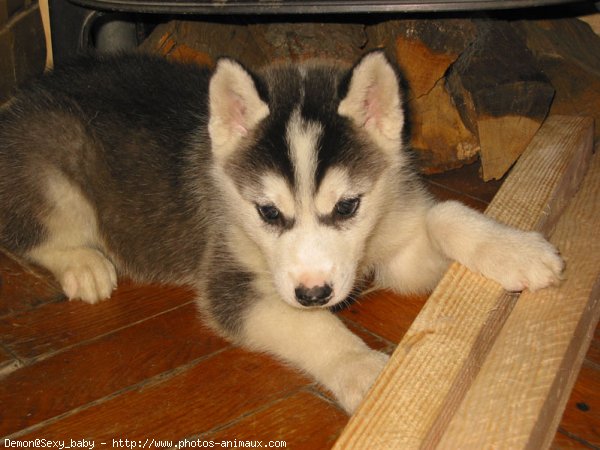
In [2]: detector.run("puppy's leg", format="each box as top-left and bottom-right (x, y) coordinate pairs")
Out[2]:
(373, 213), (452, 294)
(27, 172), (117, 303)
(426, 200), (564, 292)
(241, 296), (388, 413)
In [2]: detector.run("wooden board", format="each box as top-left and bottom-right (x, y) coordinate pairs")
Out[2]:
(0, 281), (196, 360)
(333, 116), (594, 450)
(438, 150), (600, 449)
(39, 0), (52, 69)
(0, 303), (227, 436)
(205, 391), (348, 448)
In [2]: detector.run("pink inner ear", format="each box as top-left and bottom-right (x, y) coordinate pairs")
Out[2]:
(363, 83), (381, 130)
(229, 92), (249, 135)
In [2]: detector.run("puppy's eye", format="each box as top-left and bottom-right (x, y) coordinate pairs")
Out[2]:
(257, 204), (281, 223)
(334, 197), (360, 218)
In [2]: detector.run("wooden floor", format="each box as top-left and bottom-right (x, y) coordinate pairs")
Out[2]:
(0, 163), (598, 449)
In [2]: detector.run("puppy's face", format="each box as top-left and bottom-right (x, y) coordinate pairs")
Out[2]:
(208, 52), (406, 308)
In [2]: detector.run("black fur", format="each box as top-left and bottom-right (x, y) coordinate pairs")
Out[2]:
(0, 53), (213, 281)
(0, 52), (395, 337)
(229, 61), (389, 198)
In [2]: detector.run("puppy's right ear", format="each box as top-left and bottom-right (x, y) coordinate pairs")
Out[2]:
(208, 58), (269, 163)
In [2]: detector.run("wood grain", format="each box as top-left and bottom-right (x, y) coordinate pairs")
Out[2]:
(425, 182), (488, 211)
(205, 391), (348, 448)
(551, 431), (595, 450)
(424, 161), (504, 205)
(0, 303), (227, 436)
(477, 114), (543, 180)
(339, 290), (428, 344)
(14, 348), (311, 442)
(342, 317), (396, 353)
(438, 150), (600, 449)
(0, 249), (63, 317)
(334, 116), (594, 450)
(0, 281), (196, 360)
(0, 345), (20, 377)
(555, 365), (600, 448)
(585, 326), (600, 367)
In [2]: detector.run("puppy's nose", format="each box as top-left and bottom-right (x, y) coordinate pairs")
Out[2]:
(294, 283), (333, 307)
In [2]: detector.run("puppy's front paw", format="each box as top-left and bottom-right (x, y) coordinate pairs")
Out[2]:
(58, 248), (118, 303)
(329, 350), (389, 414)
(478, 230), (564, 292)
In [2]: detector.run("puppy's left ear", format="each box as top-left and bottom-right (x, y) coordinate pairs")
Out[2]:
(338, 52), (404, 154)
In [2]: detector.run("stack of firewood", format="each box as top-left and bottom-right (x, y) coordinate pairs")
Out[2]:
(141, 14), (600, 180)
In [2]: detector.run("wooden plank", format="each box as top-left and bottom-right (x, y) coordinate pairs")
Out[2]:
(0, 281), (196, 360)
(586, 325), (600, 366)
(0, 249), (64, 317)
(438, 151), (600, 449)
(39, 0), (52, 69)
(0, 345), (21, 377)
(333, 116), (594, 450)
(556, 364), (600, 448)
(0, 302), (227, 437)
(13, 348), (310, 442)
(339, 291), (429, 344)
(204, 391), (348, 448)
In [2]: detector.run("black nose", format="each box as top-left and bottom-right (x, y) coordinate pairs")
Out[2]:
(295, 284), (333, 307)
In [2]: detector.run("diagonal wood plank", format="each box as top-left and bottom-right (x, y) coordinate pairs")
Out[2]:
(334, 116), (594, 450)
(438, 151), (600, 449)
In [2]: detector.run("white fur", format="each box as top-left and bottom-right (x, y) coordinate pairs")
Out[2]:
(30, 52), (564, 415)
(241, 290), (388, 413)
(209, 54), (564, 414)
(279, 114), (355, 306)
(287, 109), (320, 208)
(27, 171), (116, 303)
(338, 52), (405, 156)
(315, 168), (358, 214)
(259, 173), (296, 218)
(370, 209), (452, 293)
(425, 201), (564, 291)
(235, 112), (392, 309)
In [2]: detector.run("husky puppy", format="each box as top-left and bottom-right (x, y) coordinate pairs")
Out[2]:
(0, 51), (563, 413)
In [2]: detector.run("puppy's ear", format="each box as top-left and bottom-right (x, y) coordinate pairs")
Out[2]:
(338, 51), (404, 155)
(208, 58), (269, 162)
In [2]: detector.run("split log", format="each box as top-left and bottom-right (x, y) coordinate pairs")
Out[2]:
(410, 82), (480, 171)
(367, 19), (477, 99)
(139, 20), (269, 68)
(140, 20), (366, 68)
(516, 18), (600, 144)
(446, 21), (555, 181)
(333, 116), (594, 450)
(367, 20), (480, 173)
(247, 21), (367, 64)
(138, 17), (600, 182)
(579, 12), (600, 36)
